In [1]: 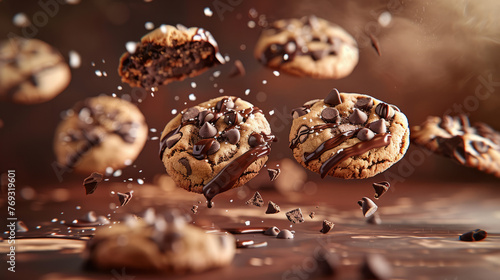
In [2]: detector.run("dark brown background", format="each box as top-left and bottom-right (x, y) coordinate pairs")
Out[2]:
(1, 0), (499, 188)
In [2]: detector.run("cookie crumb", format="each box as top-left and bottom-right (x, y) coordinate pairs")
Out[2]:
(309, 211), (315, 219)
(265, 201), (281, 214)
(246, 191), (264, 207)
(267, 168), (281, 181)
(286, 208), (304, 223)
(459, 229), (487, 241)
(373, 181), (390, 199)
(83, 172), (103, 195)
(191, 205), (199, 214)
(117, 191), (133, 206)
(320, 220), (334, 234)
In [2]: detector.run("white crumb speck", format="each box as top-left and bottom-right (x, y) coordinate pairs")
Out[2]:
(125, 41), (138, 54)
(12, 13), (30, 27)
(273, 71), (280, 77)
(145, 21), (154, 30)
(150, 128), (157, 132)
(191, 82), (197, 88)
(245, 221), (250, 226)
(189, 93), (196, 101)
(262, 80), (267, 84)
(68, 50), (81, 69)
(269, 110), (275, 115)
(137, 179), (144, 185)
(204, 7), (213, 17)
(94, 70), (102, 77)
(245, 89), (250, 95)
(171, 109), (177, 114)
(247, 21), (256, 28)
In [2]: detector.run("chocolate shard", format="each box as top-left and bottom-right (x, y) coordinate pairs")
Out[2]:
(83, 172), (103, 195)
(166, 133), (182, 148)
(191, 205), (199, 214)
(228, 59), (246, 77)
(224, 128), (240, 144)
(265, 201), (281, 214)
(361, 254), (393, 280)
(117, 191), (133, 206)
(320, 220), (335, 234)
(373, 181), (390, 199)
(286, 208), (304, 223)
(360, 197), (378, 217)
(276, 229), (294, 239)
(321, 107), (340, 123)
(349, 108), (368, 124)
(459, 229), (487, 241)
(267, 168), (281, 181)
(264, 226), (280, 236)
(324, 88), (342, 106)
(199, 122), (217, 138)
(355, 97), (374, 110)
(369, 119), (387, 134)
(246, 191), (264, 207)
(357, 128), (375, 141)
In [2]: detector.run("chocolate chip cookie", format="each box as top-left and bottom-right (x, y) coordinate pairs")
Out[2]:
(289, 89), (410, 179)
(54, 96), (148, 173)
(411, 114), (500, 177)
(159, 96), (274, 206)
(118, 24), (225, 89)
(254, 15), (358, 79)
(0, 37), (71, 104)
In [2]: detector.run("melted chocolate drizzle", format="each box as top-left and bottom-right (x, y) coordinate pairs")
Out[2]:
(303, 130), (358, 164)
(290, 123), (339, 149)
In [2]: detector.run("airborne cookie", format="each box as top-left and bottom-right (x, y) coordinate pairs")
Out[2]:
(118, 24), (225, 88)
(160, 96), (274, 206)
(0, 38), (71, 104)
(289, 89), (410, 179)
(54, 96), (148, 174)
(254, 15), (358, 79)
(411, 114), (500, 177)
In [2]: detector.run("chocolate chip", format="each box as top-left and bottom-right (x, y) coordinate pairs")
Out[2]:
(246, 191), (264, 207)
(191, 205), (198, 214)
(198, 110), (214, 126)
(369, 119), (387, 134)
(264, 226), (280, 236)
(320, 220), (335, 234)
(83, 172), (103, 195)
(228, 59), (246, 77)
(286, 208), (304, 223)
(199, 122), (217, 138)
(471, 141), (489, 154)
(321, 107), (340, 123)
(298, 125), (309, 143)
(375, 103), (395, 119)
(179, 158), (192, 176)
(267, 168), (281, 181)
(276, 229), (294, 239)
(324, 88), (342, 106)
(361, 254), (393, 280)
(291, 107), (307, 119)
(224, 111), (243, 125)
(459, 229), (487, 241)
(117, 191), (133, 206)
(357, 128), (375, 141)
(373, 181), (390, 199)
(355, 97), (374, 110)
(248, 133), (265, 147)
(166, 133), (182, 148)
(181, 107), (199, 122)
(349, 108), (368, 124)
(207, 140), (220, 155)
(215, 98), (234, 111)
(224, 128), (240, 144)
(367, 213), (382, 225)
(309, 212), (315, 219)
(265, 201), (281, 214)
(16, 221), (28, 232)
(359, 197), (378, 217)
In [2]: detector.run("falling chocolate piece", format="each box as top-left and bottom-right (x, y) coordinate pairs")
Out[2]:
(228, 59), (246, 77)
(83, 172), (103, 195)
(199, 122), (217, 138)
(349, 108), (368, 124)
(191, 205), (199, 214)
(459, 229), (487, 241)
(375, 103), (395, 119)
(309, 211), (315, 219)
(181, 107), (200, 122)
(16, 221), (28, 232)
(361, 254), (392, 280)
(369, 119), (387, 134)
(265, 201), (281, 214)
(321, 107), (340, 123)
(276, 229), (294, 239)
(320, 220), (335, 234)
(286, 208), (304, 223)
(367, 213), (382, 225)
(373, 181), (390, 199)
(246, 191), (264, 207)
(360, 197), (378, 217)
(267, 168), (281, 181)
(324, 88), (342, 106)
(264, 226), (280, 236)
(369, 33), (382, 56)
(355, 97), (374, 110)
(224, 128), (240, 144)
(357, 128), (375, 141)
(117, 191), (133, 206)
(166, 133), (182, 148)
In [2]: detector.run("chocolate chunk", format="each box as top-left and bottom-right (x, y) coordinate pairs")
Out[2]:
(367, 213), (382, 225)
(264, 226), (280, 236)
(309, 211), (315, 219)
(369, 119), (387, 134)
(267, 168), (281, 181)
(355, 97), (374, 110)
(459, 229), (487, 241)
(321, 107), (340, 123)
(265, 201), (281, 214)
(337, 124), (357, 133)
(225, 111), (243, 125)
(291, 107), (307, 119)
(181, 107), (199, 122)
(246, 191), (264, 207)
(224, 128), (240, 144)
(166, 133), (182, 148)
(248, 133), (265, 147)
(198, 110), (214, 126)
(320, 220), (335, 234)
(191, 205), (198, 214)
(207, 140), (220, 155)
(373, 181), (390, 199)
(375, 103), (395, 119)
(179, 158), (192, 176)
(357, 128), (375, 141)
(361, 254), (393, 280)
(298, 125), (309, 143)
(349, 108), (368, 124)
(276, 229), (294, 239)
(81, 211), (98, 223)
(286, 208), (304, 223)
(199, 122), (217, 138)
(83, 172), (103, 195)
(228, 59), (246, 77)
(324, 88), (342, 106)
(471, 141), (489, 154)
(359, 197), (378, 217)
(117, 191), (133, 206)
(16, 221), (28, 232)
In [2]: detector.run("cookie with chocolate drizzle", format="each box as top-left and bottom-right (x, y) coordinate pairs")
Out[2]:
(160, 96), (275, 207)
(289, 89), (409, 179)
(54, 96), (148, 173)
(254, 15), (358, 79)
(118, 24), (225, 88)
